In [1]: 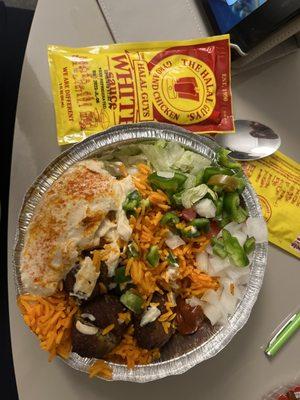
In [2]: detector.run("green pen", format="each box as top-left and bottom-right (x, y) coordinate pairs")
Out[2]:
(265, 311), (300, 357)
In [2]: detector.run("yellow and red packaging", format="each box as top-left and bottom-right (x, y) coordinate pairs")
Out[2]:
(48, 35), (234, 145)
(243, 151), (300, 259)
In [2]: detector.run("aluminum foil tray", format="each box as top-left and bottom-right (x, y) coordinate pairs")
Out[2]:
(14, 122), (268, 382)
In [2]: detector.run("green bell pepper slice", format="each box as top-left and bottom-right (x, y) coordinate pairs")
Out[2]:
(148, 171), (187, 194)
(218, 212), (231, 228)
(146, 245), (160, 268)
(244, 236), (256, 255)
(207, 174), (246, 193)
(127, 242), (140, 258)
(114, 266), (131, 284)
(190, 218), (210, 233)
(211, 237), (227, 259)
(120, 290), (143, 314)
(122, 190), (142, 214)
(195, 170), (204, 186)
(222, 229), (249, 267)
(141, 198), (151, 209)
(212, 244), (228, 259)
(202, 166), (233, 183)
(160, 212), (180, 226)
(215, 195), (224, 220)
(223, 192), (248, 223)
(172, 191), (183, 206)
(180, 225), (200, 238)
(167, 251), (179, 268)
(217, 149), (242, 170)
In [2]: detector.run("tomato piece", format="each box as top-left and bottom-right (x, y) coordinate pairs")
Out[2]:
(175, 297), (204, 335)
(181, 208), (196, 221)
(209, 220), (221, 238)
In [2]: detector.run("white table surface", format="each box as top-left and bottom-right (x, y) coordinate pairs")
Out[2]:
(8, 1), (300, 399)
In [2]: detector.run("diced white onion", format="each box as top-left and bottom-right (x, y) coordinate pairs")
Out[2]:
(221, 221), (244, 235)
(219, 290), (238, 315)
(235, 285), (246, 300)
(194, 198), (216, 218)
(246, 217), (268, 243)
(186, 296), (203, 307)
(226, 266), (249, 285)
(205, 245), (214, 256)
(165, 266), (179, 281)
(241, 223), (248, 235)
(235, 285), (245, 300)
(165, 231), (185, 249)
(209, 255), (230, 274)
(202, 303), (222, 326)
(218, 315), (230, 327)
(219, 277), (233, 293)
(157, 171), (175, 178)
(140, 306), (161, 327)
(232, 231), (247, 247)
(237, 274), (249, 286)
(195, 251), (209, 272)
(202, 289), (220, 305)
(190, 226), (197, 234)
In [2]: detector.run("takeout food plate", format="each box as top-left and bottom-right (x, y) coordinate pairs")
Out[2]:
(14, 122), (267, 382)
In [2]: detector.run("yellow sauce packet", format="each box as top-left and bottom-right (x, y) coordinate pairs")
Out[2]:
(243, 151), (300, 259)
(47, 35), (234, 145)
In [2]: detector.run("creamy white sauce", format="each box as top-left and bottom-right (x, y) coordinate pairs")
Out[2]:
(165, 266), (179, 282)
(81, 313), (96, 322)
(78, 159), (106, 174)
(76, 320), (98, 335)
(97, 219), (116, 237)
(98, 175), (134, 276)
(117, 209), (132, 241)
(106, 243), (121, 277)
(73, 256), (100, 299)
(140, 306), (161, 327)
(21, 160), (136, 295)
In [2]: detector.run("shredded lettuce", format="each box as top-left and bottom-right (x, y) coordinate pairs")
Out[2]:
(181, 184), (217, 208)
(108, 144), (147, 166)
(139, 141), (185, 171)
(181, 184), (209, 208)
(174, 151), (210, 173)
(156, 139), (167, 148)
(112, 141), (211, 175)
(184, 174), (197, 189)
(118, 154), (148, 166)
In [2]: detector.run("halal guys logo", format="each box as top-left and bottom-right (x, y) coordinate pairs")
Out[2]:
(150, 55), (216, 124)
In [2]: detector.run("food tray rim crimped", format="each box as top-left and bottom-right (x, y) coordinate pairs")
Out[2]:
(13, 122), (268, 382)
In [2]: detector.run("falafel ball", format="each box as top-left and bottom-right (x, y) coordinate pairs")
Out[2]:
(133, 293), (174, 350)
(133, 319), (174, 350)
(71, 324), (119, 358)
(81, 294), (128, 337)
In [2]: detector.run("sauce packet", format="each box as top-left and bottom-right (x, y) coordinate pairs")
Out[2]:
(48, 35), (234, 145)
(243, 151), (300, 259)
